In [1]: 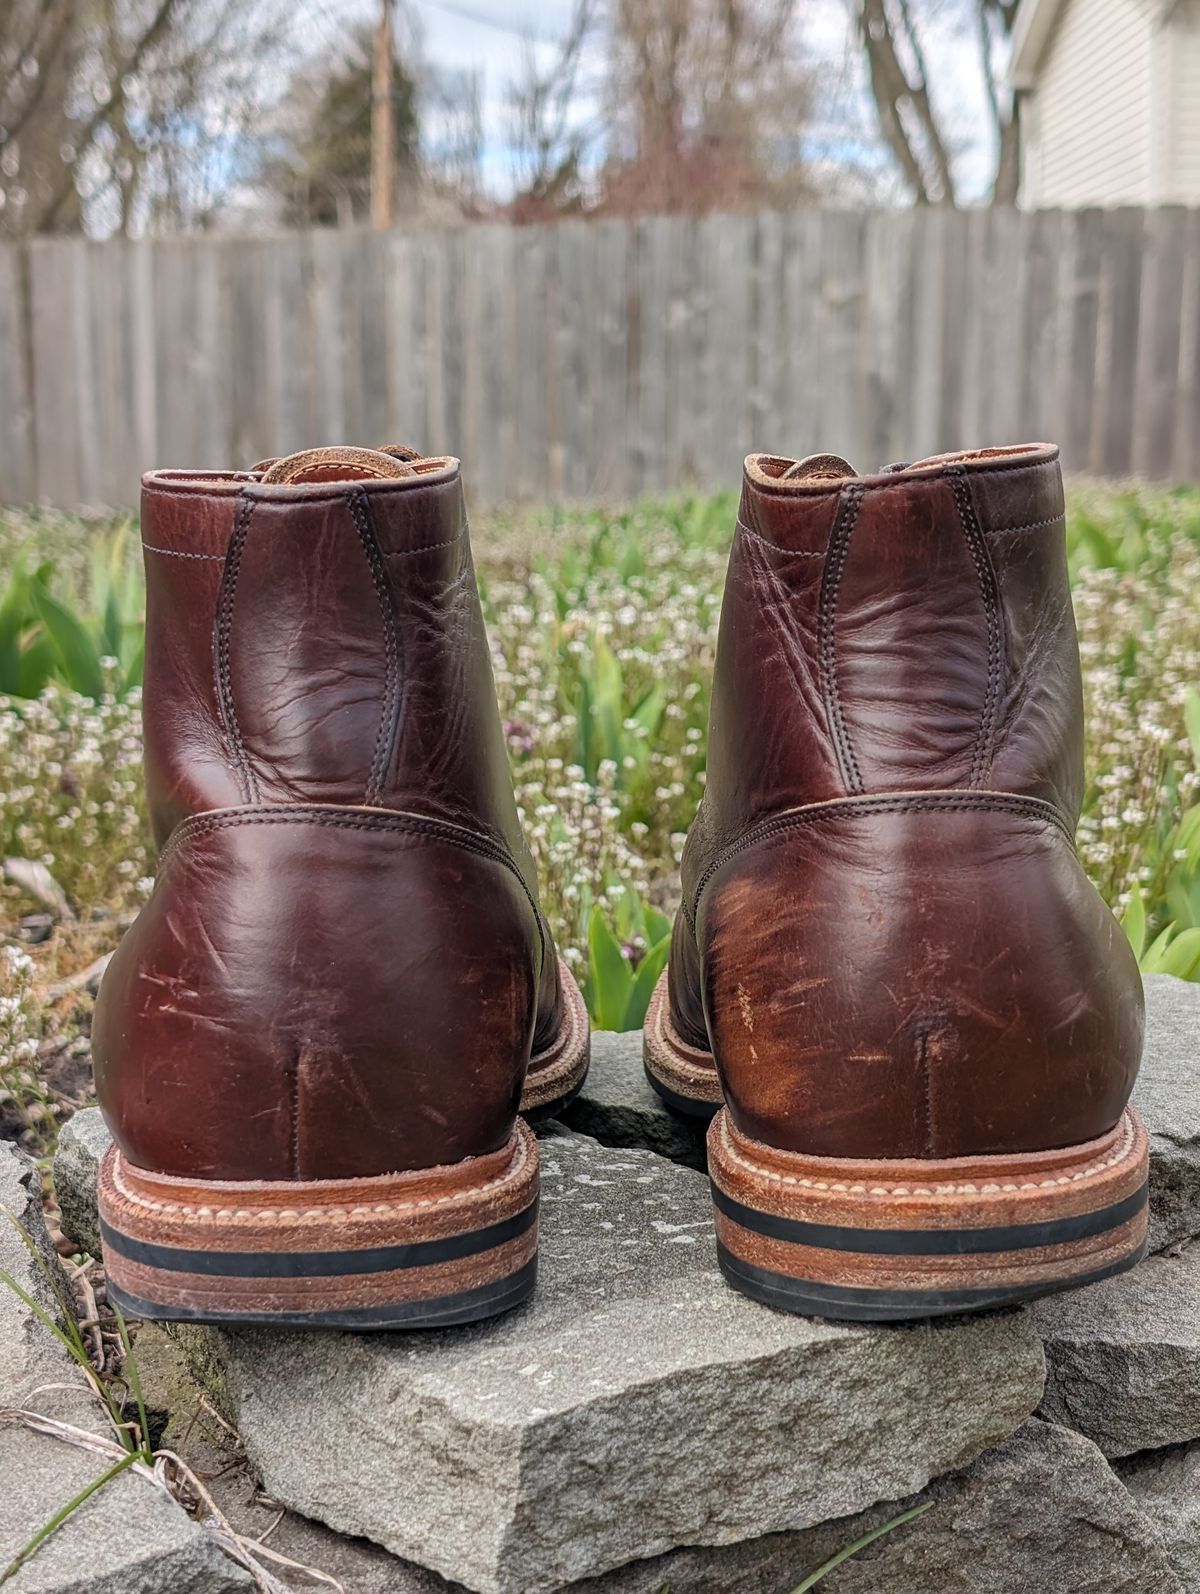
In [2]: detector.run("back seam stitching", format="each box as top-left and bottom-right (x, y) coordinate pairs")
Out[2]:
(685, 792), (1074, 931)
(212, 493), (260, 805)
(817, 484), (866, 795)
(158, 808), (547, 968)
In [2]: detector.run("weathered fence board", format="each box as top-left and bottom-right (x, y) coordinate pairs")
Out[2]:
(1, 206), (1197, 509)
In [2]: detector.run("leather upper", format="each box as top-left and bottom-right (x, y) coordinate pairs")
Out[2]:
(671, 445), (1144, 1159)
(94, 454), (562, 1181)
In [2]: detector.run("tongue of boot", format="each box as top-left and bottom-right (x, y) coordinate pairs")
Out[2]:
(259, 444), (424, 485)
(779, 453), (857, 482)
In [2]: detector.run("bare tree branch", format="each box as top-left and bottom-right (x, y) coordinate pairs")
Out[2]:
(37, 0), (183, 229)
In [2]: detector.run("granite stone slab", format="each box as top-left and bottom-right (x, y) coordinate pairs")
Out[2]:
(560, 1030), (707, 1170)
(56, 1115), (1045, 1594)
(1118, 1441), (1200, 1594)
(129, 1336), (1186, 1594)
(1034, 1241), (1200, 1458)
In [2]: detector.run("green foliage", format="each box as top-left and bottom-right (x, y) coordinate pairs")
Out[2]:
(1122, 686), (1200, 979)
(0, 526), (143, 701)
(583, 887), (672, 1031)
(0, 480), (1198, 1050)
(263, 23), (421, 229)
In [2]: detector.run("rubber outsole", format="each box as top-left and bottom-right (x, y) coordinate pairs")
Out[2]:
(715, 1244), (1147, 1321)
(708, 1105), (1150, 1322)
(522, 1073), (588, 1125)
(98, 1119), (540, 1329)
(106, 1256), (538, 1331)
(642, 1062), (722, 1122)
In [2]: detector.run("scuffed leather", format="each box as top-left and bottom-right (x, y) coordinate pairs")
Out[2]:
(96, 460), (563, 1180)
(670, 445), (1144, 1159)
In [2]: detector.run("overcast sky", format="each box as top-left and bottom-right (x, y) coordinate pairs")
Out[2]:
(309, 0), (1000, 202)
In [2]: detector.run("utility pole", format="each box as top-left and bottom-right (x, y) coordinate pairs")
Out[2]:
(371, 0), (394, 228)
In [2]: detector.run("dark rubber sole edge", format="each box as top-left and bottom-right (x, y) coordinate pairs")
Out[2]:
(711, 1179), (1150, 1257)
(643, 1060), (722, 1122)
(106, 1255), (538, 1331)
(99, 1199), (538, 1279)
(715, 1241), (1149, 1322)
(521, 1068), (589, 1125)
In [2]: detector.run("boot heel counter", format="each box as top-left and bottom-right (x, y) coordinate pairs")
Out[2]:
(93, 810), (543, 1180)
(699, 796), (1144, 1160)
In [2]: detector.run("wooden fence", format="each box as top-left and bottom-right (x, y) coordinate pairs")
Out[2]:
(1, 205), (1198, 509)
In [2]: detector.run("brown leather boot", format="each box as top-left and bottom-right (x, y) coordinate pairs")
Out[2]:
(94, 445), (588, 1328)
(646, 444), (1148, 1320)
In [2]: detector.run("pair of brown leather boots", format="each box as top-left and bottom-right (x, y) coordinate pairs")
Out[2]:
(94, 442), (1148, 1331)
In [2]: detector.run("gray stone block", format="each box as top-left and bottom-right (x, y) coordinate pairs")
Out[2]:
(560, 1030), (708, 1170)
(51, 1113), (1046, 1594)
(150, 1420), (1188, 1594)
(527, 1421), (1182, 1594)
(1118, 1441), (1200, 1594)
(0, 1429), (251, 1594)
(110, 1352), (1189, 1594)
(53, 1108), (112, 1260)
(189, 1133), (1047, 1594)
(1034, 1242), (1200, 1458)
(805, 1420), (1182, 1594)
(1135, 977), (1200, 1254)
(1, 1142), (250, 1592)
(1, 1142), (70, 1410)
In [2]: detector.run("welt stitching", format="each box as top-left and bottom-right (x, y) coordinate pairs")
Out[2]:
(735, 517), (825, 556)
(346, 487), (402, 808)
(686, 793), (1074, 930)
(950, 458), (1055, 480)
(141, 543), (226, 562)
(158, 808), (547, 965)
(817, 484), (866, 795)
(213, 493), (260, 805)
(948, 465), (1004, 789)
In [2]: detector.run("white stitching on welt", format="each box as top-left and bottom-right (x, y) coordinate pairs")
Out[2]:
(715, 1112), (1138, 1196)
(109, 1127), (533, 1222)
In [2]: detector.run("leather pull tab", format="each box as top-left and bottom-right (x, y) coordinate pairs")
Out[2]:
(260, 446), (417, 485)
(780, 453), (858, 482)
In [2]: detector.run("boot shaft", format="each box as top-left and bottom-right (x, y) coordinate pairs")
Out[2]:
(665, 442), (1143, 1167)
(139, 454), (527, 869)
(95, 448), (575, 1187)
(700, 444), (1084, 859)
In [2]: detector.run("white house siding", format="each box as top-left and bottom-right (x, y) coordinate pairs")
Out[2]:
(1019, 0), (1157, 206)
(1157, 0), (1200, 200)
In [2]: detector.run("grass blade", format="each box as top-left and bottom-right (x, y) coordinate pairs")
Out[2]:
(113, 1305), (151, 1459)
(790, 1501), (934, 1592)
